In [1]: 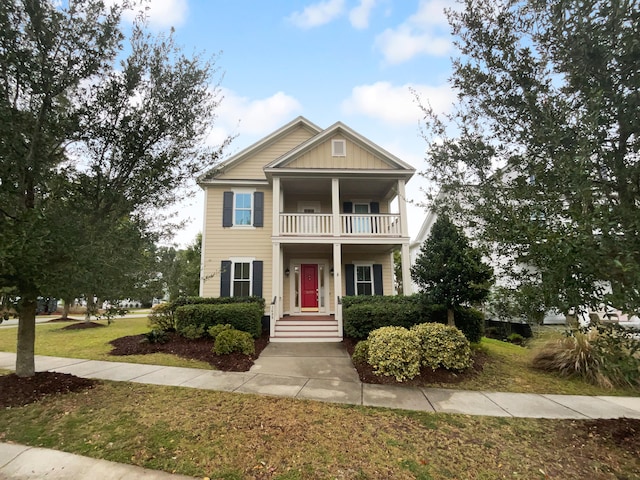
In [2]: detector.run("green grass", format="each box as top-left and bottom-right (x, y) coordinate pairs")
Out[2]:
(0, 381), (637, 479)
(0, 318), (212, 370)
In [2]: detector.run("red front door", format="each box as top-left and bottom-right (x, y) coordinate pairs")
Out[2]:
(301, 264), (318, 311)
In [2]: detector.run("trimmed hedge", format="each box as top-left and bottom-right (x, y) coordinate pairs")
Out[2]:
(342, 295), (484, 343)
(175, 303), (262, 338)
(367, 326), (421, 381)
(411, 323), (472, 370)
(173, 296), (265, 309)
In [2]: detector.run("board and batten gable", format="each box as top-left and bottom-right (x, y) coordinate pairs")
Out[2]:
(284, 135), (393, 170)
(215, 125), (316, 181)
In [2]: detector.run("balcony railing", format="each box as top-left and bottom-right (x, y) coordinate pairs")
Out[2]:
(279, 213), (402, 237)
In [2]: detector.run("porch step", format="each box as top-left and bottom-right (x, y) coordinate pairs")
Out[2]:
(272, 318), (342, 343)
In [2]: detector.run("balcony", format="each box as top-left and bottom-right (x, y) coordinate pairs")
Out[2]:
(279, 213), (402, 237)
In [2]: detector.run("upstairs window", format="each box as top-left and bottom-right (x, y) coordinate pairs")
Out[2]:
(234, 193), (252, 226)
(332, 139), (346, 157)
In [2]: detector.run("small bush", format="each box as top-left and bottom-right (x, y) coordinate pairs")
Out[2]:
(213, 329), (255, 356)
(507, 333), (525, 345)
(352, 340), (369, 364)
(179, 324), (206, 340)
(531, 324), (640, 389)
(143, 329), (170, 344)
(175, 303), (263, 338)
(208, 323), (233, 341)
(367, 326), (421, 381)
(148, 302), (175, 332)
(411, 323), (472, 371)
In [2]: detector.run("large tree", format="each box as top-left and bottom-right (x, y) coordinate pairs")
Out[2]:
(0, 0), (225, 377)
(421, 0), (640, 315)
(411, 215), (493, 326)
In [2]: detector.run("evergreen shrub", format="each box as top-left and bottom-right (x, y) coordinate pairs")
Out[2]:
(367, 326), (421, 381)
(411, 322), (472, 370)
(213, 329), (255, 355)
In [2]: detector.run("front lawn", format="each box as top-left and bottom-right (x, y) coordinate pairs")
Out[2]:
(0, 380), (637, 479)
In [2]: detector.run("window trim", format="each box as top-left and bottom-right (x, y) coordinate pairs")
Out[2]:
(230, 257), (254, 297)
(332, 139), (346, 157)
(354, 263), (374, 296)
(232, 188), (255, 228)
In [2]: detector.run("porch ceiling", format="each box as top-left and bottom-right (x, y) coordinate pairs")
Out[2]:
(280, 177), (397, 200)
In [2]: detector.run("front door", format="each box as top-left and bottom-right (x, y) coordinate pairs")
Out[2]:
(301, 264), (318, 311)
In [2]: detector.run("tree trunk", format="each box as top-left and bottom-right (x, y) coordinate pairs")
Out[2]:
(16, 296), (37, 377)
(447, 307), (455, 327)
(85, 294), (95, 323)
(62, 298), (70, 320)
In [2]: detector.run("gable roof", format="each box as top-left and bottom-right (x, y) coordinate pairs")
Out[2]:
(197, 116), (322, 184)
(264, 121), (415, 174)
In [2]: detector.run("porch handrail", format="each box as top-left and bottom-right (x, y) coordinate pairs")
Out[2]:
(269, 296), (276, 338)
(280, 213), (333, 235)
(340, 213), (401, 236)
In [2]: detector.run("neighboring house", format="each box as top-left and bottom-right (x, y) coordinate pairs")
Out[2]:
(197, 117), (415, 342)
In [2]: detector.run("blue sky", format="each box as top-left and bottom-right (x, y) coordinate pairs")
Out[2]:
(119, 0), (459, 246)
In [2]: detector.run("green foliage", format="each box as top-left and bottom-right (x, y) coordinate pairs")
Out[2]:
(424, 305), (485, 344)
(411, 215), (493, 323)
(532, 324), (640, 389)
(411, 323), (472, 371)
(148, 303), (176, 332)
(173, 296), (265, 309)
(342, 295), (423, 339)
(175, 302), (262, 338)
(507, 333), (525, 345)
(178, 324), (206, 340)
(420, 0), (640, 313)
(207, 324), (233, 341)
(143, 329), (170, 344)
(213, 329), (255, 356)
(352, 340), (369, 364)
(366, 326), (421, 381)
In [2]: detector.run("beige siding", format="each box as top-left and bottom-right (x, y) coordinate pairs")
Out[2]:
(282, 193), (332, 213)
(217, 126), (315, 180)
(288, 135), (392, 170)
(200, 185), (273, 310)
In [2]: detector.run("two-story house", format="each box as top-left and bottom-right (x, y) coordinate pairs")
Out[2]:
(197, 117), (415, 342)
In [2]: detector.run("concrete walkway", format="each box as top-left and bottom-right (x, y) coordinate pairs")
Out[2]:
(2, 344), (640, 479)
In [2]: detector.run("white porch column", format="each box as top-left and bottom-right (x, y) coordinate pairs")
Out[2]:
(332, 178), (340, 236)
(272, 176), (280, 236)
(333, 243), (343, 328)
(270, 242), (280, 337)
(401, 242), (412, 295)
(397, 179), (409, 238)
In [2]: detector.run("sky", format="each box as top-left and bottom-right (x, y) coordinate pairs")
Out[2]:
(123, 0), (460, 247)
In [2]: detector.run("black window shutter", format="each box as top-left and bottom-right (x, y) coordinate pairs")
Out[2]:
(373, 264), (383, 295)
(220, 260), (232, 297)
(370, 202), (380, 213)
(252, 260), (263, 297)
(345, 264), (355, 296)
(343, 201), (353, 213)
(222, 192), (233, 227)
(253, 192), (264, 227)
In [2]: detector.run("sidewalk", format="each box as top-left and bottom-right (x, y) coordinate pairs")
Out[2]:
(2, 345), (640, 479)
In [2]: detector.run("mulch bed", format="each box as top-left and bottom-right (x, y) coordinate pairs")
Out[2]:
(109, 331), (270, 372)
(61, 321), (106, 330)
(0, 372), (99, 408)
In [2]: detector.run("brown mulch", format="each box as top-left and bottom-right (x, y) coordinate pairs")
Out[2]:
(61, 321), (106, 330)
(0, 372), (99, 408)
(343, 336), (489, 386)
(108, 331), (270, 372)
(564, 418), (640, 457)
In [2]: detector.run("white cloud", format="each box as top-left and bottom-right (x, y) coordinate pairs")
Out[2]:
(105, 0), (189, 29)
(287, 0), (345, 29)
(341, 81), (454, 125)
(374, 0), (456, 64)
(349, 0), (377, 29)
(206, 89), (302, 148)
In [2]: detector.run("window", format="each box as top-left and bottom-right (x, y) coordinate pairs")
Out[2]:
(354, 203), (370, 233)
(234, 193), (252, 226)
(233, 262), (251, 297)
(356, 265), (373, 295)
(332, 139), (346, 157)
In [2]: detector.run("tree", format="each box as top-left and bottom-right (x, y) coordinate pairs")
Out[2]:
(420, 0), (640, 315)
(0, 0), (226, 377)
(411, 216), (493, 326)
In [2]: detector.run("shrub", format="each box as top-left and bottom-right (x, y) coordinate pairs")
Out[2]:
(424, 305), (485, 343)
(213, 329), (255, 355)
(173, 296), (265, 309)
(148, 302), (175, 332)
(343, 296), (422, 339)
(507, 333), (525, 345)
(352, 340), (369, 364)
(367, 326), (421, 381)
(179, 324), (206, 340)
(411, 323), (472, 371)
(531, 324), (640, 388)
(175, 303), (263, 338)
(143, 329), (169, 344)
(208, 323), (233, 341)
